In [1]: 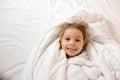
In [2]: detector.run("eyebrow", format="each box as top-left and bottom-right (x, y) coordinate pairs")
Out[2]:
(63, 35), (82, 39)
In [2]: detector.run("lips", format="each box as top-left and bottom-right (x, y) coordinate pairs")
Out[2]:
(67, 48), (77, 51)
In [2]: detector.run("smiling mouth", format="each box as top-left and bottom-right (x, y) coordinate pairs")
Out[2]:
(67, 48), (77, 51)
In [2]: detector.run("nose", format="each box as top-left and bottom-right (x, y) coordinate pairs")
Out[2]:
(69, 40), (75, 45)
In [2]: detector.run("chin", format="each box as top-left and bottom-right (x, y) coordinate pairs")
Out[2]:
(66, 54), (79, 58)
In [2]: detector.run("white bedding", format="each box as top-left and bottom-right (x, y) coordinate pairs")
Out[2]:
(0, 0), (120, 80)
(21, 10), (120, 80)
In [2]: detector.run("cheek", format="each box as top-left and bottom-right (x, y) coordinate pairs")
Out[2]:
(61, 40), (66, 49)
(77, 43), (84, 49)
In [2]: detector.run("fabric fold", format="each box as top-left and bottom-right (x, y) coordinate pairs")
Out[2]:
(22, 10), (120, 80)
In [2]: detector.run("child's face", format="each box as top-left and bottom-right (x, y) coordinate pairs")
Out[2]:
(61, 28), (84, 57)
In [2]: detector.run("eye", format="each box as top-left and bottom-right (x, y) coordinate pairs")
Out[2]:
(65, 38), (70, 41)
(76, 39), (80, 42)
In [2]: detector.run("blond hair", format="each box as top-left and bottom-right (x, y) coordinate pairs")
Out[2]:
(59, 20), (89, 49)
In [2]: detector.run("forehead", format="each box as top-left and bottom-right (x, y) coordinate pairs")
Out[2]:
(64, 28), (83, 37)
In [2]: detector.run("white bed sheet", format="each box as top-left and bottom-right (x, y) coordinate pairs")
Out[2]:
(0, 0), (120, 80)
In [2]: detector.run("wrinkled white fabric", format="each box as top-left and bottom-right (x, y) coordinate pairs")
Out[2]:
(22, 10), (120, 80)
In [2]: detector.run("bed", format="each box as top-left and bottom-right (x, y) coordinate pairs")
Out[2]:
(0, 0), (120, 80)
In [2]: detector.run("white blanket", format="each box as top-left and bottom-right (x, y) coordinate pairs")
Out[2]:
(22, 10), (120, 80)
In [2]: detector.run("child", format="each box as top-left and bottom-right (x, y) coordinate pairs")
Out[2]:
(59, 20), (89, 58)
